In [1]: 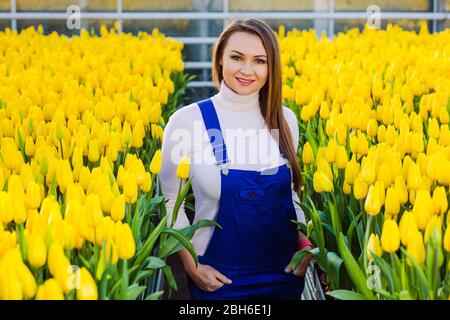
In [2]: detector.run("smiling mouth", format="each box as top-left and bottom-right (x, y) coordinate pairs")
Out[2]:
(236, 77), (255, 85)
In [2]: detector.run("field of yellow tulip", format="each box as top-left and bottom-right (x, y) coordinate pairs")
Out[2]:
(280, 22), (450, 300)
(0, 24), (208, 300)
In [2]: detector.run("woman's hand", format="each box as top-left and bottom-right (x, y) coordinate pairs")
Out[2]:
(188, 263), (232, 292)
(284, 245), (314, 277)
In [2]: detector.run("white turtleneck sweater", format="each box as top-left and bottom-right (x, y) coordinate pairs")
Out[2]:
(159, 80), (306, 256)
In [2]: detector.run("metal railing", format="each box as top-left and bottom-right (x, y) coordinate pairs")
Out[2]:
(1, 0), (448, 88)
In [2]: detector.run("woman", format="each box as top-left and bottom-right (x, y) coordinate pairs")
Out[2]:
(159, 18), (313, 300)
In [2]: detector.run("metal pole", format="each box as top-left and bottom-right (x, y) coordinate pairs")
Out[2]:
(223, 0), (229, 29)
(117, 0), (123, 33)
(314, 0), (328, 38)
(10, 0), (16, 31)
(328, 0), (335, 39)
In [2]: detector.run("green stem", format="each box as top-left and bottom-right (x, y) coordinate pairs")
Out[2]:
(363, 215), (374, 272)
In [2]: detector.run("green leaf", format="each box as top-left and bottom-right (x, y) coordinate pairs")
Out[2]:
(135, 269), (156, 283)
(327, 290), (366, 300)
(289, 249), (312, 270)
(171, 177), (192, 228)
(372, 255), (398, 293)
(120, 260), (129, 300)
(131, 195), (143, 245)
(327, 251), (343, 290)
(162, 265), (178, 291)
(400, 247), (430, 300)
(158, 219), (220, 258)
(126, 284), (147, 300)
(160, 227), (198, 267)
(337, 232), (375, 300)
(306, 120), (319, 155)
(306, 196), (327, 270)
(145, 256), (166, 269)
(145, 290), (164, 300)
(133, 214), (168, 270)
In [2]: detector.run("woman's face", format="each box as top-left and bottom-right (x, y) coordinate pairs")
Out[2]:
(220, 31), (268, 95)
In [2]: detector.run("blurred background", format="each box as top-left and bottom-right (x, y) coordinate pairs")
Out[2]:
(0, 0), (448, 104)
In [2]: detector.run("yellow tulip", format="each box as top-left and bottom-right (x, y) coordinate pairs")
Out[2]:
(76, 267), (98, 300)
(367, 233), (382, 260)
(381, 219), (400, 253)
(367, 118), (378, 138)
(25, 181), (42, 210)
(432, 186), (448, 215)
(407, 163), (422, 191)
(335, 146), (348, 169)
(365, 184), (381, 216)
(406, 230), (426, 266)
(413, 190), (433, 230)
(394, 176), (408, 205)
(123, 171), (138, 203)
(141, 172), (152, 192)
(28, 234), (47, 269)
(353, 177), (368, 200)
(176, 155), (190, 180)
(302, 142), (314, 165)
(313, 171), (333, 193)
(16, 263), (37, 298)
(399, 211), (418, 246)
(88, 140), (100, 163)
(444, 226), (450, 252)
(35, 278), (64, 300)
(424, 215), (442, 245)
(385, 186), (400, 215)
(361, 158), (376, 185)
(150, 149), (163, 174)
(110, 194), (125, 221)
(0, 264), (23, 300)
(115, 222), (136, 260)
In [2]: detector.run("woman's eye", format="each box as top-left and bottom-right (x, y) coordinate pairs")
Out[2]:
(231, 55), (241, 61)
(256, 59), (266, 64)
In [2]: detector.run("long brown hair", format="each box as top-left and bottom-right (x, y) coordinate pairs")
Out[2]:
(211, 18), (302, 192)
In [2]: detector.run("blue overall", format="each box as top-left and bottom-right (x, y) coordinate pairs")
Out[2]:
(188, 98), (304, 300)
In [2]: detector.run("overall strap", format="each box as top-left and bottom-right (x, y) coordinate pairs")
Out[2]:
(197, 98), (229, 165)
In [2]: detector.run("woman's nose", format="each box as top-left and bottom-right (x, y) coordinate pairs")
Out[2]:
(240, 62), (253, 75)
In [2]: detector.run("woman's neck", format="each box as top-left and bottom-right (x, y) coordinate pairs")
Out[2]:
(213, 79), (260, 112)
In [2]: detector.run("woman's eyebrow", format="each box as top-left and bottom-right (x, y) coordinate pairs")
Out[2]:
(230, 50), (267, 58)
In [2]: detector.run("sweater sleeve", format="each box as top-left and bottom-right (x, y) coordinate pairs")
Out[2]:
(283, 107), (307, 225)
(159, 107), (191, 230)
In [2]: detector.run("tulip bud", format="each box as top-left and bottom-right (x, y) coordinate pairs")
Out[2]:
(302, 142), (314, 165)
(385, 186), (400, 215)
(406, 230), (425, 266)
(367, 233), (382, 260)
(365, 184), (382, 216)
(353, 176), (368, 200)
(381, 219), (400, 253)
(444, 226), (450, 252)
(335, 146), (348, 169)
(313, 171), (333, 193)
(412, 189), (433, 230)
(110, 194), (125, 221)
(176, 155), (190, 180)
(88, 140), (100, 163)
(432, 186), (448, 215)
(367, 119), (378, 138)
(115, 222), (135, 260)
(76, 267), (98, 300)
(25, 181), (42, 210)
(399, 211), (418, 246)
(35, 278), (64, 300)
(150, 149), (163, 174)
(28, 234), (47, 269)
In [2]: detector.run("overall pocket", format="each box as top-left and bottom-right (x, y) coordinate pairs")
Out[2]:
(238, 188), (270, 225)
